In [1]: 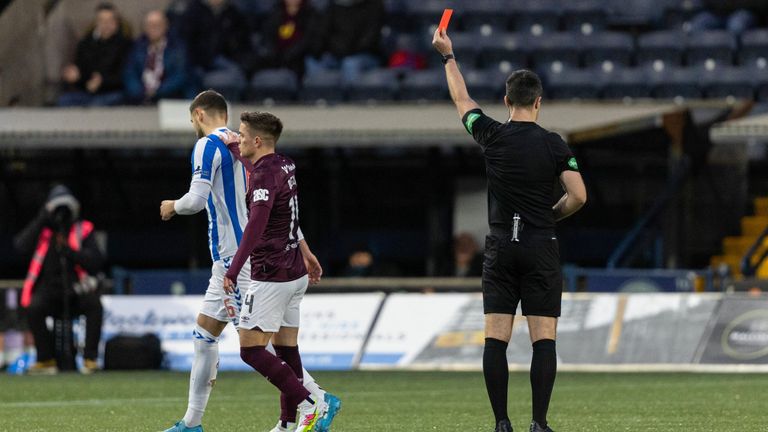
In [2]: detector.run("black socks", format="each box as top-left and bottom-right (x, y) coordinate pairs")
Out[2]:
(530, 339), (557, 427)
(483, 337), (510, 424)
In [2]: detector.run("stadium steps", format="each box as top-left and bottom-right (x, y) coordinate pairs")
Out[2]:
(710, 197), (768, 278)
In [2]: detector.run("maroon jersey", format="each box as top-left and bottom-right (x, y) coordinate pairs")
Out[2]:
(225, 153), (306, 283)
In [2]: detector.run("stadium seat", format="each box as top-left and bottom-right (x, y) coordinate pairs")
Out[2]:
(562, 0), (607, 35)
(382, 0), (409, 32)
(443, 32), (483, 69)
(599, 66), (650, 99)
(203, 70), (247, 102)
(700, 66), (755, 100)
(685, 30), (735, 68)
(580, 32), (635, 67)
(300, 70), (344, 103)
(544, 65), (600, 100)
(346, 69), (399, 101)
(646, 66), (702, 100)
(605, 0), (676, 27)
(477, 33), (529, 71)
(637, 30), (687, 67)
(399, 69), (449, 101)
(510, 0), (561, 36)
(464, 69), (507, 101)
(462, 0), (513, 34)
(528, 33), (582, 70)
(249, 69), (298, 102)
(404, 0), (463, 33)
(739, 29), (768, 69)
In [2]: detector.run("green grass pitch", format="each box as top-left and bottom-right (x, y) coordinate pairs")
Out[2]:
(1, 370), (766, 431)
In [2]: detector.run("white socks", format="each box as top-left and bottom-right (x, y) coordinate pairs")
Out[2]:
(302, 368), (326, 402)
(183, 325), (219, 427)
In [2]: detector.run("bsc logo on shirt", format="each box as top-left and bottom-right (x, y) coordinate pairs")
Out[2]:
(253, 189), (269, 202)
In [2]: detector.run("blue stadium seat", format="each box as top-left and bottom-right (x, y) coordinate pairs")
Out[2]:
(580, 32), (635, 67)
(685, 30), (735, 68)
(477, 33), (529, 71)
(637, 30), (687, 67)
(599, 66), (650, 99)
(400, 69), (448, 101)
(443, 32), (483, 69)
(755, 66), (768, 101)
(562, 0), (607, 35)
(382, 0), (409, 32)
(346, 69), (399, 101)
(462, 0), (513, 33)
(249, 69), (298, 102)
(300, 70), (344, 103)
(646, 66), (702, 99)
(544, 65), (600, 100)
(464, 69), (507, 101)
(528, 33), (582, 70)
(404, 0), (463, 33)
(605, 0), (676, 27)
(203, 70), (247, 102)
(739, 29), (768, 68)
(510, 0), (561, 36)
(700, 66), (755, 100)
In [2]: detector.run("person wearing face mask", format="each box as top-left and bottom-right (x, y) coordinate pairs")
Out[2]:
(57, 2), (132, 106)
(14, 185), (104, 375)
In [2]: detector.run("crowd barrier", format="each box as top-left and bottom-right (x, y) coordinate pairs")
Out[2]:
(98, 292), (767, 372)
(3, 279), (766, 372)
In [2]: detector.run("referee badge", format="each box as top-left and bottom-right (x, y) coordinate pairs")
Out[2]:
(568, 157), (579, 171)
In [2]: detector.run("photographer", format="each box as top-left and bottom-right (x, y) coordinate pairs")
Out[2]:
(14, 185), (104, 375)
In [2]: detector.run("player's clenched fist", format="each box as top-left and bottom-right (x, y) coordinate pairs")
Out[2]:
(160, 200), (176, 220)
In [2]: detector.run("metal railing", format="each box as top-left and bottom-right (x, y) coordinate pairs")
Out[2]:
(607, 157), (690, 269)
(740, 225), (768, 277)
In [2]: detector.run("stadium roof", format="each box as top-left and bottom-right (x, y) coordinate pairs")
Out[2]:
(0, 101), (683, 148)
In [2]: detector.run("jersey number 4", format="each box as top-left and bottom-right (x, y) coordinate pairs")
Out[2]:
(244, 293), (254, 314)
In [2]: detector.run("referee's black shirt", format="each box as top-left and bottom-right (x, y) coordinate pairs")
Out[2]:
(462, 108), (579, 231)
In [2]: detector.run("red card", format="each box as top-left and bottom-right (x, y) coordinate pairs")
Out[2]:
(438, 8), (453, 31)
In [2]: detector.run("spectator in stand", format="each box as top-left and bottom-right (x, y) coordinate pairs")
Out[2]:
(258, 0), (320, 77)
(58, 2), (132, 107)
(179, 0), (253, 99)
(688, 0), (767, 35)
(305, 0), (385, 84)
(443, 232), (483, 277)
(124, 10), (191, 104)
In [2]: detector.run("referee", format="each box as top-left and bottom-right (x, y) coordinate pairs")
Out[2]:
(433, 29), (587, 432)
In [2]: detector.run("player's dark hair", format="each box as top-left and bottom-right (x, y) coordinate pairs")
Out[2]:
(240, 111), (283, 143)
(505, 70), (543, 108)
(189, 90), (228, 116)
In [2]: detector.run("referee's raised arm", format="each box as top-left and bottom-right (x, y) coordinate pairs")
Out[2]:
(432, 28), (480, 118)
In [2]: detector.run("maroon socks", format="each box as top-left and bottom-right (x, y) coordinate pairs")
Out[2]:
(240, 345), (311, 408)
(275, 345), (304, 424)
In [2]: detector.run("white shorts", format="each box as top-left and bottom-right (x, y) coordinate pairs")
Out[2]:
(199, 259), (251, 325)
(238, 275), (309, 332)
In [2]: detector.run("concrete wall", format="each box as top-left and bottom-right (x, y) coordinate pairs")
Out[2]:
(0, 0), (46, 106)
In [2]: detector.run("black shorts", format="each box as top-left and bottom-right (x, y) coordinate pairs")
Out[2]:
(482, 227), (563, 317)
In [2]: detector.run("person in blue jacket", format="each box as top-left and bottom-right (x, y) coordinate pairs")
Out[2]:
(124, 10), (193, 104)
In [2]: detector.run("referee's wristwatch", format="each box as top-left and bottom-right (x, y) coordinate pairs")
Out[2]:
(441, 53), (455, 64)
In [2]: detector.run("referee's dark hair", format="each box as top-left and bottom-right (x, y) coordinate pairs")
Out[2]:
(189, 89), (228, 117)
(240, 111), (283, 144)
(505, 70), (543, 108)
